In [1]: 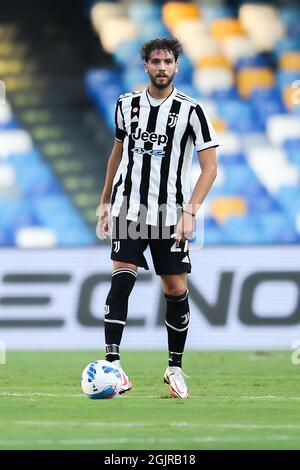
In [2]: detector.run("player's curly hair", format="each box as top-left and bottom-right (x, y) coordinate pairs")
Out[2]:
(140, 37), (183, 62)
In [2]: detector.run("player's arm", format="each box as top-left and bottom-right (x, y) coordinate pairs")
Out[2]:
(175, 147), (217, 244)
(176, 103), (219, 244)
(97, 139), (123, 239)
(186, 146), (217, 215)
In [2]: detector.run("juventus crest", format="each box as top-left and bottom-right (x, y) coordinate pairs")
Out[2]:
(168, 112), (179, 128)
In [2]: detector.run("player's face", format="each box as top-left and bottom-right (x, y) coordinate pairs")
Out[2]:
(145, 49), (178, 89)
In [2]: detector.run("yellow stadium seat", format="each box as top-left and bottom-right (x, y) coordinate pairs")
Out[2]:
(211, 18), (243, 41)
(212, 118), (227, 132)
(237, 67), (275, 99)
(282, 85), (299, 111)
(162, 2), (200, 30)
(279, 52), (300, 71)
(197, 55), (231, 69)
(212, 196), (247, 223)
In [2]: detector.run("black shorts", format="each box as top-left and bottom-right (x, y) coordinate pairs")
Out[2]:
(110, 215), (192, 275)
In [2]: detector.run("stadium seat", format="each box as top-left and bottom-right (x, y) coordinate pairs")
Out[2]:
(267, 115), (300, 145)
(0, 102), (13, 127)
(193, 67), (234, 96)
(200, 4), (236, 23)
(184, 35), (220, 64)
(247, 145), (299, 194)
(279, 52), (300, 71)
(236, 67), (275, 99)
(95, 17), (139, 53)
(283, 139), (300, 167)
(127, 3), (161, 23)
(84, 0), (300, 247)
(239, 4), (285, 52)
(197, 55), (230, 69)
(223, 214), (261, 244)
(217, 131), (242, 155)
(257, 211), (297, 243)
(0, 163), (16, 192)
(220, 35), (257, 65)
(211, 196), (247, 223)
(234, 54), (270, 71)
(0, 130), (33, 159)
(211, 18), (244, 41)
(172, 18), (207, 43)
(162, 2), (200, 31)
(91, 2), (126, 31)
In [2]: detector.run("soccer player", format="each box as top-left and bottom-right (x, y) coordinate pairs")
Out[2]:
(97, 37), (219, 398)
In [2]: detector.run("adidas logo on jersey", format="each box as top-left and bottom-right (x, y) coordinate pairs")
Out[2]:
(132, 128), (168, 145)
(131, 115), (139, 123)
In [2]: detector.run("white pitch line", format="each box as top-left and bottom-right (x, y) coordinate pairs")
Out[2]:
(9, 421), (300, 431)
(1, 392), (300, 401)
(13, 421), (149, 427)
(243, 396), (300, 400)
(0, 435), (295, 447)
(9, 420), (300, 430)
(215, 424), (300, 430)
(0, 392), (83, 398)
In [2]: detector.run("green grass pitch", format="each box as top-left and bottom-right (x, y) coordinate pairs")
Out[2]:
(0, 350), (300, 450)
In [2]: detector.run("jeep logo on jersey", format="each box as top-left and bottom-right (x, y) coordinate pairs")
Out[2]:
(131, 128), (168, 145)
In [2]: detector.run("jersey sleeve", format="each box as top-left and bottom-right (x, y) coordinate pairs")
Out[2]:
(189, 103), (219, 152)
(114, 98), (127, 142)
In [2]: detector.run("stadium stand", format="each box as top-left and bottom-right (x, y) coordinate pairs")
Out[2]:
(85, 0), (300, 245)
(0, 0), (114, 247)
(1, 0), (300, 247)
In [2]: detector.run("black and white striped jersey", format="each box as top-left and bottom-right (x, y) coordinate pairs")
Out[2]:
(111, 86), (219, 226)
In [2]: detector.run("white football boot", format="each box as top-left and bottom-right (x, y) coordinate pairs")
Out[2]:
(112, 360), (132, 394)
(164, 366), (190, 398)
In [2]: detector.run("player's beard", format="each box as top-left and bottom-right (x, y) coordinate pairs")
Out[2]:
(148, 71), (175, 89)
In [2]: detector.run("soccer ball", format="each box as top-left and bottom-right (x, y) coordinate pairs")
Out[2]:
(81, 360), (122, 399)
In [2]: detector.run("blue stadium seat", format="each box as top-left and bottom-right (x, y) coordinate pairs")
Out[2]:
(223, 215), (261, 244)
(234, 55), (270, 71)
(138, 21), (169, 42)
(283, 139), (300, 167)
(11, 161), (61, 196)
(217, 99), (262, 132)
(257, 211), (298, 243)
(209, 87), (239, 101)
(277, 71), (300, 90)
(123, 65), (147, 91)
(0, 199), (38, 231)
(251, 88), (286, 128)
(274, 37), (300, 58)
(224, 164), (259, 193)
(201, 4), (236, 22)
(127, 4), (161, 23)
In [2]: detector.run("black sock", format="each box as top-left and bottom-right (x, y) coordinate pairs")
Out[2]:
(165, 290), (190, 368)
(104, 268), (136, 362)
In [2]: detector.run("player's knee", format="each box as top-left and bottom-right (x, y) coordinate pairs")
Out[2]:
(163, 285), (187, 298)
(107, 268), (137, 301)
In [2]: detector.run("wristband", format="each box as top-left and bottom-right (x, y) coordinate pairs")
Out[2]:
(183, 209), (195, 217)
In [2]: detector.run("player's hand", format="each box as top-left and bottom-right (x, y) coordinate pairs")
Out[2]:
(96, 203), (111, 240)
(175, 212), (195, 247)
